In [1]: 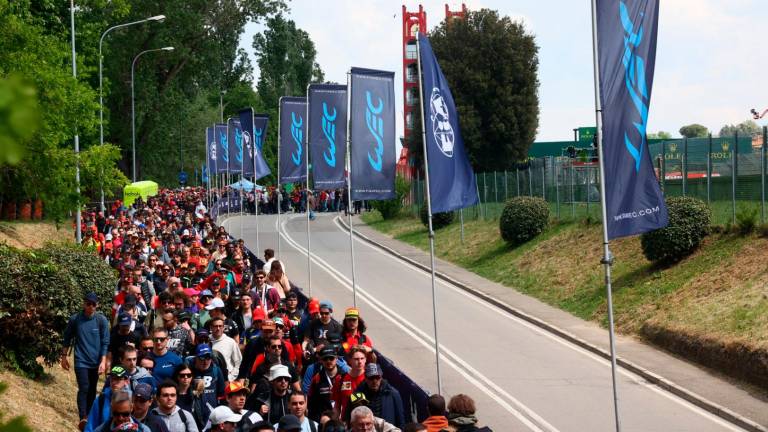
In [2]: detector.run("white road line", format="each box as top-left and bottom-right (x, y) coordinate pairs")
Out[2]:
(330, 216), (747, 432)
(278, 215), (558, 432)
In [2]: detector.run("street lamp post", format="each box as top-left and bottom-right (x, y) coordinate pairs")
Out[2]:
(131, 47), (174, 183)
(99, 14), (164, 200)
(219, 90), (226, 123)
(70, 0), (81, 243)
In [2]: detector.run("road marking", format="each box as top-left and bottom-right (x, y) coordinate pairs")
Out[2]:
(329, 216), (747, 432)
(278, 215), (559, 432)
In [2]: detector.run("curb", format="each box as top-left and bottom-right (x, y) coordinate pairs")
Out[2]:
(336, 216), (767, 432)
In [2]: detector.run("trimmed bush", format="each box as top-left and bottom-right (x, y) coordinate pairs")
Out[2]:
(499, 196), (549, 244)
(420, 205), (455, 230)
(0, 243), (117, 377)
(640, 196), (711, 263)
(372, 176), (411, 220)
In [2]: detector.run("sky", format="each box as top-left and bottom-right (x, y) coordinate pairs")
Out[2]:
(239, 0), (768, 145)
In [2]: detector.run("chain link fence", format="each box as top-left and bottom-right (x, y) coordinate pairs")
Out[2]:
(406, 128), (768, 226)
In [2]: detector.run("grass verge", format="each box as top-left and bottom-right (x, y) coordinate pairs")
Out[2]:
(361, 211), (768, 387)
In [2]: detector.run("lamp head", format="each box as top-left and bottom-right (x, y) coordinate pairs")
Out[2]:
(162, 47), (175, 51)
(148, 15), (166, 22)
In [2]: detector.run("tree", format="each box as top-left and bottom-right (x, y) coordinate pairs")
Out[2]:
(429, 9), (539, 171)
(719, 120), (761, 138)
(679, 124), (708, 138)
(648, 131), (672, 139)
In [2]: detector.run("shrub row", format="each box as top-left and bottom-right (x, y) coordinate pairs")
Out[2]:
(0, 242), (117, 377)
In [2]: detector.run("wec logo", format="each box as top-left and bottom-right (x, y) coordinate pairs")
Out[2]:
(620, 1), (649, 173)
(365, 91), (384, 172)
(219, 132), (229, 162)
(429, 87), (454, 157)
(291, 112), (303, 166)
(209, 141), (217, 160)
(234, 128), (244, 163)
(322, 102), (337, 168)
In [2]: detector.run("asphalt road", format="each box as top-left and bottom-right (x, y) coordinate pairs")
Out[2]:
(222, 212), (748, 432)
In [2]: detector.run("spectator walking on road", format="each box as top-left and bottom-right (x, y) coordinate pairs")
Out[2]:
(149, 380), (200, 432)
(92, 390), (151, 432)
(444, 394), (492, 432)
(85, 366), (132, 432)
(210, 317), (242, 382)
(349, 406), (400, 432)
(421, 394), (448, 432)
(151, 328), (183, 383)
(62, 292), (110, 431)
(356, 364), (404, 429)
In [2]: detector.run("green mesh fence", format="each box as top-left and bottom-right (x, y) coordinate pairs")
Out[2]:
(407, 129), (768, 226)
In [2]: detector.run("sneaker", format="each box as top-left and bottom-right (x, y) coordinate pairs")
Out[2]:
(78, 419), (87, 431)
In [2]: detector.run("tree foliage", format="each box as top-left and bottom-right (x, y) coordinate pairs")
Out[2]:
(429, 9), (540, 172)
(647, 131), (672, 139)
(678, 123), (709, 138)
(719, 120), (761, 138)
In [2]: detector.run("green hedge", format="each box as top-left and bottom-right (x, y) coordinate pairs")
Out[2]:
(499, 196), (550, 244)
(640, 196), (711, 263)
(372, 176), (411, 220)
(0, 243), (117, 377)
(420, 205), (455, 230)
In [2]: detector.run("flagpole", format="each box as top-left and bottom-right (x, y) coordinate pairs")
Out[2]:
(277, 98), (283, 257)
(240, 118), (244, 240)
(416, 32), (443, 395)
(590, 1), (621, 431)
(305, 84), (313, 296)
(345, 71), (358, 308)
(252, 109), (260, 255)
(227, 118), (232, 217)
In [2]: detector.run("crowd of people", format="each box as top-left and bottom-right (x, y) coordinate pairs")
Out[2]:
(66, 187), (492, 432)
(226, 185), (368, 217)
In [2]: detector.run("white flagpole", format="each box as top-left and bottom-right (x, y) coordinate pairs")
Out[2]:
(345, 71), (358, 307)
(305, 85), (313, 296)
(590, 1), (621, 431)
(277, 98), (283, 257)
(240, 116), (244, 240)
(416, 32), (443, 394)
(226, 118), (231, 216)
(253, 110), (260, 255)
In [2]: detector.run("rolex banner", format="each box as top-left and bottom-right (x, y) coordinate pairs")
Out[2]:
(349, 67), (396, 200)
(206, 126), (217, 177)
(308, 84), (347, 189)
(226, 118), (243, 174)
(252, 113), (272, 180)
(278, 97), (307, 184)
(417, 33), (478, 213)
(597, 0), (668, 239)
(238, 108), (256, 177)
(214, 123), (228, 174)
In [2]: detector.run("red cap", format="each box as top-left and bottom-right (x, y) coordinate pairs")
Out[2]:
(308, 298), (320, 314)
(252, 306), (266, 321)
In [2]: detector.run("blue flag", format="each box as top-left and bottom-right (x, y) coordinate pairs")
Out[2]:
(349, 68), (396, 200)
(214, 123), (228, 173)
(227, 118), (244, 173)
(597, 0), (668, 239)
(417, 33), (479, 213)
(253, 113), (272, 180)
(206, 126), (217, 177)
(278, 97), (307, 184)
(202, 164), (208, 183)
(309, 84), (347, 189)
(238, 108), (256, 177)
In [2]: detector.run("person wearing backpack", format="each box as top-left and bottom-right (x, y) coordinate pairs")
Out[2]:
(61, 292), (111, 431)
(190, 344), (226, 427)
(148, 380), (199, 432)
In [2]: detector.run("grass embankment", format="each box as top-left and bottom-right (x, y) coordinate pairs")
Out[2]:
(0, 220), (78, 431)
(361, 211), (768, 387)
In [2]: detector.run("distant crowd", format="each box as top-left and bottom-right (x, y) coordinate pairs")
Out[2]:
(67, 187), (492, 432)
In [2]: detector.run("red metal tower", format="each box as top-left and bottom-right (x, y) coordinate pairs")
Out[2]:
(398, 5), (427, 179)
(445, 3), (467, 21)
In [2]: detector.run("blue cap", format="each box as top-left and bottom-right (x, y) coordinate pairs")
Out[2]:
(84, 292), (99, 303)
(133, 382), (153, 400)
(200, 289), (214, 298)
(196, 328), (210, 338)
(195, 344), (212, 358)
(118, 314), (132, 326)
(319, 300), (333, 311)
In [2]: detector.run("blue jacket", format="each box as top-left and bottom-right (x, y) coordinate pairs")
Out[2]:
(151, 351), (183, 383)
(84, 386), (131, 432)
(357, 380), (405, 429)
(93, 417), (151, 432)
(63, 311), (110, 369)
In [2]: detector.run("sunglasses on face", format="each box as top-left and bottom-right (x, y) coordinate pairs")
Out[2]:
(153, 337), (167, 342)
(178, 373), (192, 378)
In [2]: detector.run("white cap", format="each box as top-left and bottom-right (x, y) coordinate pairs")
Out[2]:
(208, 405), (242, 425)
(269, 364), (291, 381)
(105, 233), (113, 241)
(205, 297), (225, 310)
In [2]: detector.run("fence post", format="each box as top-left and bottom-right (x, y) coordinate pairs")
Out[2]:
(555, 160), (560, 218)
(707, 134), (712, 205)
(570, 163), (575, 219)
(504, 170), (508, 202)
(661, 141), (666, 191)
(475, 173), (481, 220)
(732, 132), (737, 225)
(763, 127), (767, 224)
(541, 160), (546, 200)
(586, 164), (591, 217)
(682, 137), (688, 196)
(483, 172), (488, 219)
(494, 171), (498, 205)
(516, 168), (520, 197)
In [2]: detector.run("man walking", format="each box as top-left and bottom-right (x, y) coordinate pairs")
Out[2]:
(62, 292), (111, 431)
(149, 381), (200, 432)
